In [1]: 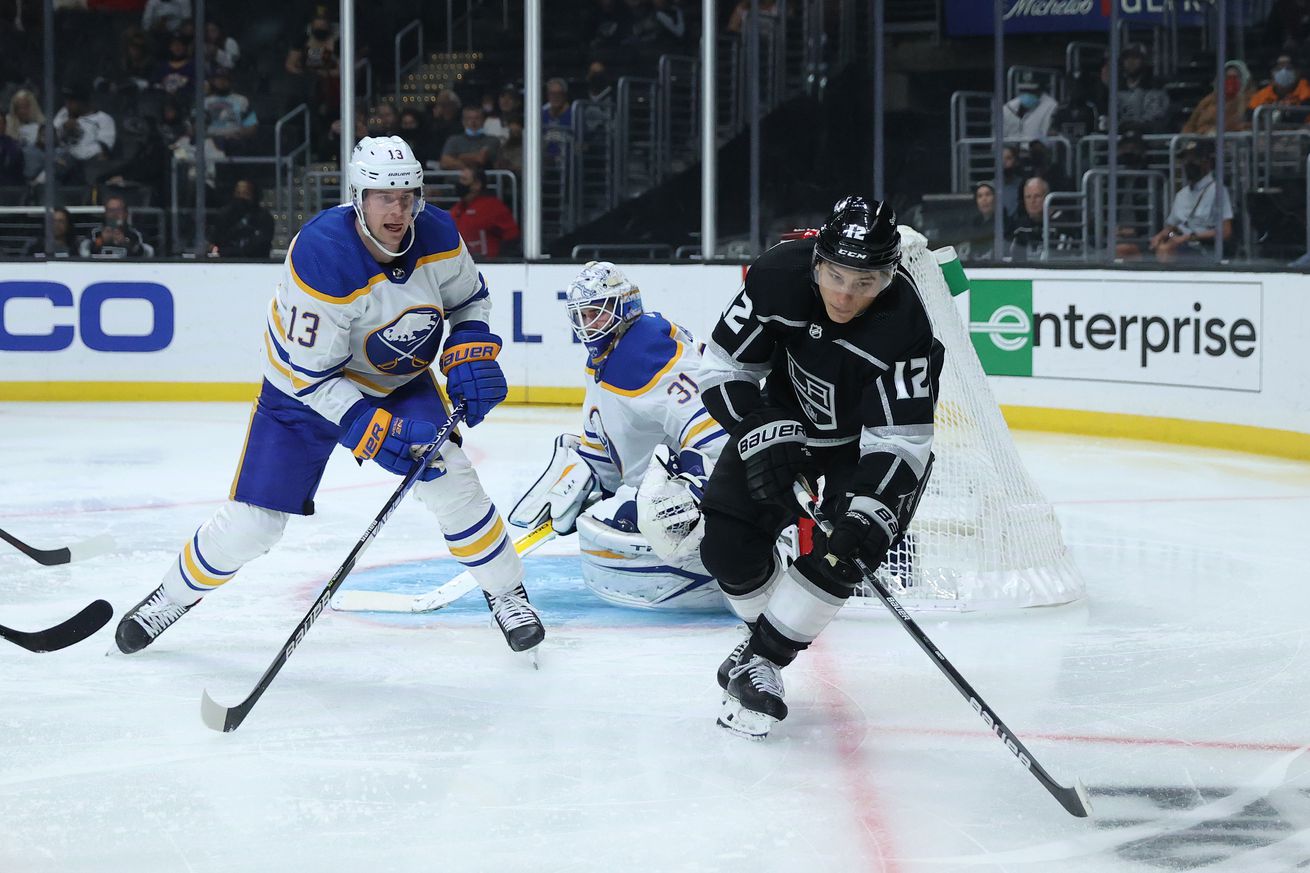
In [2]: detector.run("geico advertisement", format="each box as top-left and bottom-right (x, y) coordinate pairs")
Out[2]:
(968, 278), (1262, 391)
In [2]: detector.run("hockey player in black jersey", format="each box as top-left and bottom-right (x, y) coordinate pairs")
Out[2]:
(698, 196), (945, 739)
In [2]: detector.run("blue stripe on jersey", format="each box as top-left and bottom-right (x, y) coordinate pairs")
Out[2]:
(446, 505), (497, 542)
(597, 314), (680, 394)
(294, 376), (339, 398)
(693, 428), (728, 449)
(448, 272), (489, 314)
(677, 407), (710, 443)
(266, 326), (351, 379)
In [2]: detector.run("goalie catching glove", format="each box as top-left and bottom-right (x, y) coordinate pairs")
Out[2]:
(636, 445), (709, 564)
(338, 403), (444, 480)
(509, 434), (601, 535)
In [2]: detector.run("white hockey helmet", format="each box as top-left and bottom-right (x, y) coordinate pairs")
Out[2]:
(348, 135), (425, 258)
(565, 261), (643, 357)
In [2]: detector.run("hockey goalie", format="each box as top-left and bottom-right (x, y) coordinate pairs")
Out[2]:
(509, 262), (733, 610)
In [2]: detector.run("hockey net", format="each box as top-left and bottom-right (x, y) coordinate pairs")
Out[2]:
(844, 226), (1083, 612)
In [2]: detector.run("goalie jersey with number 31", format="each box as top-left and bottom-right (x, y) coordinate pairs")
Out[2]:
(510, 262), (731, 610)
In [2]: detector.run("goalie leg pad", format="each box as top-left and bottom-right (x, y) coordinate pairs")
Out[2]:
(163, 500), (289, 604)
(508, 434), (597, 534)
(415, 444), (524, 596)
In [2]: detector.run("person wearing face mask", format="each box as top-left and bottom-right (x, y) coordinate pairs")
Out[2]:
(204, 70), (258, 155)
(439, 105), (502, 170)
(1184, 60), (1255, 134)
(208, 178), (273, 258)
(1002, 78), (1058, 142)
(1149, 140), (1234, 263)
(447, 166), (520, 258)
(1248, 54), (1310, 112)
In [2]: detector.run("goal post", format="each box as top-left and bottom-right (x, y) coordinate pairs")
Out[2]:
(845, 226), (1084, 612)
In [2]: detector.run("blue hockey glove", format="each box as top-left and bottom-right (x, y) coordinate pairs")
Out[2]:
(440, 328), (507, 427)
(338, 404), (444, 480)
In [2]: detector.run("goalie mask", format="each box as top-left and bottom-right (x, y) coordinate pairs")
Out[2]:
(348, 135), (426, 258)
(813, 195), (901, 274)
(565, 261), (644, 360)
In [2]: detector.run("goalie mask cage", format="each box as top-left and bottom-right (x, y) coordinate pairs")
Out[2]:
(846, 227), (1084, 612)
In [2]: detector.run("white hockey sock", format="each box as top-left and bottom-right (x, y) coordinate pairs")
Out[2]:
(760, 561), (846, 648)
(162, 501), (288, 605)
(723, 559), (785, 624)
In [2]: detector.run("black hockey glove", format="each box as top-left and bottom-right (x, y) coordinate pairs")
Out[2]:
(735, 409), (814, 508)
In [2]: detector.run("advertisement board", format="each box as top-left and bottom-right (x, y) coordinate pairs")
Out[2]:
(945, 0), (1209, 37)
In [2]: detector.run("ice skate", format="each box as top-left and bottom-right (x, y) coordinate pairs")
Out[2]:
(716, 631), (752, 693)
(483, 584), (545, 660)
(717, 648), (787, 740)
(114, 584), (195, 654)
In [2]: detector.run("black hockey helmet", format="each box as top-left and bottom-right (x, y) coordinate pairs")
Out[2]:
(813, 195), (901, 272)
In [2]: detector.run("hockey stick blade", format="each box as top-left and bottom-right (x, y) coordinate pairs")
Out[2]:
(200, 404), (466, 733)
(0, 527), (116, 566)
(329, 519), (557, 614)
(0, 599), (114, 652)
(793, 480), (1093, 819)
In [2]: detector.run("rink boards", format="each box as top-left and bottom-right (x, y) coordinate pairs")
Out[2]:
(0, 261), (1307, 457)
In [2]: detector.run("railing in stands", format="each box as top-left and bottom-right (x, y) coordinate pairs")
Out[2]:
(0, 206), (167, 258)
(395, 19), (424, 93)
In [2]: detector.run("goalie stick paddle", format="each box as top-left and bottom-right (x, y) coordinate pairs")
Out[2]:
(0, 527), (116, 566)
(0, 599), (114, 652)
(328, 518), (557, 614)
(793, 480), (1093, 819)
(200, 404), (466, 733)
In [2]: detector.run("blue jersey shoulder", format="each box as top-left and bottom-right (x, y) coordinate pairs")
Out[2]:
(412, 207), (463, 262)
(599, 313), (681, 393)
(289, 206), (377, 300)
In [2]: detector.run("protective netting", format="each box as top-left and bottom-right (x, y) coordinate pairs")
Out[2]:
(848, 227), (1084, 611)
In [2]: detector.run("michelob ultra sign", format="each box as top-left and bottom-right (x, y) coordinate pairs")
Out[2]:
(969, 278), (1262, 392)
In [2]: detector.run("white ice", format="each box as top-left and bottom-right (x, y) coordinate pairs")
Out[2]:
(2, 402), (1310, 873)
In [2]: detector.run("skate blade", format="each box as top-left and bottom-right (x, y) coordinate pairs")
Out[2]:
(716, 697), (776, 740)
(523, 648), (540, 670)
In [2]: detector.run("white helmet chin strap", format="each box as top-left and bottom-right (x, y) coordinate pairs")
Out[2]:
(353, 203), (416, 259)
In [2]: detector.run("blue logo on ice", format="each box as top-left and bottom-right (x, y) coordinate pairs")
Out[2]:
(0, 281), (173, 352)
(365, 305), (443, 374)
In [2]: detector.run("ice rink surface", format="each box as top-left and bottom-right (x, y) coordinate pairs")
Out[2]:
(3, 402), (1310, 873)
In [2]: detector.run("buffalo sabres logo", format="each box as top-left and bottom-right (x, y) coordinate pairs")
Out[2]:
(365, 306), (443, 373)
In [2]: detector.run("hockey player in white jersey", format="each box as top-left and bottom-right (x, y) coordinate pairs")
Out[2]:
(509, 262), (730, 609)
(113, 136), (544, 655)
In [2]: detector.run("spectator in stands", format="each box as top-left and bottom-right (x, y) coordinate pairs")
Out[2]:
(651, 0), (687, 48)
(51, 84), (116, 185)
(498, 114), (524, 173)
(1118, 43), (1171, 133)
(543, 77), (573, 161)
(208, 178), (273, 258)
(727, 0), (779, 34)
(439, 105), (502, 170)
(1026, 139), (1071, 192)
(204, 70), (257, 155)
(998, 144), (1023, 219)
(1184, 60), (1255, 134)
(585, 60), (614, 102)
(588, 0), (632, 54)
(80, 195), (154, 258)
(426, 90), (463, 158)
(1006, 176), (1052, 260)
(366, 101), (399, 137)
(8, 88), (45, 147)
(448, 166), (520, 258)
(0, 114), (23, 186)
(142, 0), (191, 37)
(1149, 140), (1233, 263)
(108, 27), (154, 94)
(1002, 76), (1058, 142)
(1248, 54), (1310, 111)
(204, 21), (240, 72)
(1111, 126), (1154, 259)
(153, 35), (197, 97)
(398, 108), (426, 156)
(25, 207), (80, 258)
(964, 181), (997, 262)
(484, 85), (520, 142)
(303, 14), (340, 79)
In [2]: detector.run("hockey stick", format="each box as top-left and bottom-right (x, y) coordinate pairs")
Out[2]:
(200, 403), (466, 733)
(794, 479), (1093, 818)
(0, 527), (116, 566)
(0, 599), (114, 652)
(329, 517), (557, 614)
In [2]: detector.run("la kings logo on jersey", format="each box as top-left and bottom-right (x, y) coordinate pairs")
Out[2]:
(786, 351), (838, 431)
